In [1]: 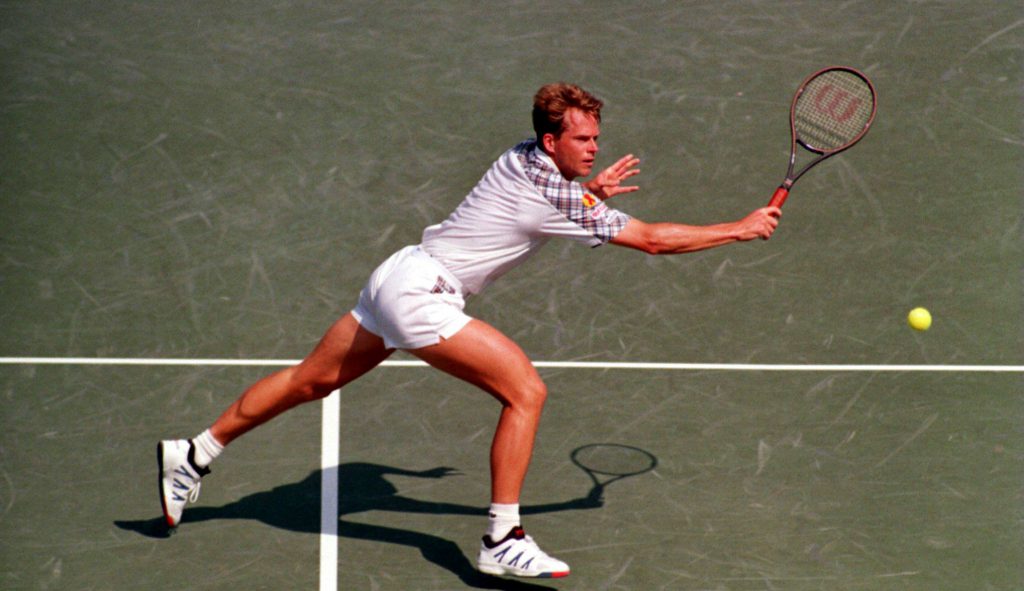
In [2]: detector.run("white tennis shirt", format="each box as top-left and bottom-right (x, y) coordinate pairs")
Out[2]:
(420, 140), (631, 296)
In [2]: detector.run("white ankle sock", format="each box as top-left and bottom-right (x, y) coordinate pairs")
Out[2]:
(487, 503), (520, 541)
(191, 429), (224, 468)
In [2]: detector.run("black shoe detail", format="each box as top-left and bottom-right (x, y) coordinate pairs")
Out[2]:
(186, 439), (212, 477)
(482, 525), (525, 549)
(157, 442), (169, 523)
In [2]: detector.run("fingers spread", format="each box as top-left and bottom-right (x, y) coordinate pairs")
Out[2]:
(611, 155), (640, 173)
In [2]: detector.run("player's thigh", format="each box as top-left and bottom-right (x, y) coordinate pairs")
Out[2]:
(410, 319), (546, 407)
(294, 312), (393, 390)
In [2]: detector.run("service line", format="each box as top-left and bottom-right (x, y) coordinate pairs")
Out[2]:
(0, 357), (1021, 372)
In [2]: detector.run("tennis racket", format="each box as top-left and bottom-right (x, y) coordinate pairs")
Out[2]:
(571, 443), (657, 501)
(768, 66), (877, 208)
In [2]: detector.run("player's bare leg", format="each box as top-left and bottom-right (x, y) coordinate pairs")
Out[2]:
(211, 313), (393, 444)
(412, 319), (545, 504)
(412, 319), (570, 578)
(159, 313), (392, 527)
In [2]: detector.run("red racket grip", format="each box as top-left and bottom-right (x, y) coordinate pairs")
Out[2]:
(767, 186), (789, 209)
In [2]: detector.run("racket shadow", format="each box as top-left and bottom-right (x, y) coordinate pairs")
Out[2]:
(564, 443), (659, 506)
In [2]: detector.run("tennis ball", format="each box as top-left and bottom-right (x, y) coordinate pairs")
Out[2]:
(908, 307), (932, 331)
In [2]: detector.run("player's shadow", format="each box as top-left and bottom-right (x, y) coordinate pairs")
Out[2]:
(116, 461), (609, 590)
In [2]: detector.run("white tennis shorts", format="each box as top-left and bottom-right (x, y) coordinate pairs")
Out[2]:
(351, 245), (472, 350)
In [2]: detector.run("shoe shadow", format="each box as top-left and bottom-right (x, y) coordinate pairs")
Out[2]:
(116, 461), (611, 589)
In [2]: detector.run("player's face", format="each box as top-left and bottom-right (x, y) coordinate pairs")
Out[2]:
(544, 108), (600, 180)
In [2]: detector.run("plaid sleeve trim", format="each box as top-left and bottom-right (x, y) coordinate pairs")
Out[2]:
(513, 140), (631, 243)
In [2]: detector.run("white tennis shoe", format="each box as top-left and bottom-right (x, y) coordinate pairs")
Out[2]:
(477, 526), (570, 578)
(157, 439), (210, 528)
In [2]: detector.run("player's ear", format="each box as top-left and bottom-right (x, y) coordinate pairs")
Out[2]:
(541, 132), (557, 154)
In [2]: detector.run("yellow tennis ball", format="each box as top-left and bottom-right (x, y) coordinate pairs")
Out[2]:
(908, 307), (932, 331)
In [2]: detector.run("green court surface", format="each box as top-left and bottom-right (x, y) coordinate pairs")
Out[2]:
(2, 1), (1021, 590)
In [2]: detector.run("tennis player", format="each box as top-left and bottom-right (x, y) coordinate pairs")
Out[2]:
(158, 82), (780, 579)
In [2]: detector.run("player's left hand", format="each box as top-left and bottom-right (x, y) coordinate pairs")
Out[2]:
(584, 154), (641, 201)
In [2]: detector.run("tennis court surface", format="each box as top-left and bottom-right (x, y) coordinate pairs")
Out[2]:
(2, 2), (1020, 590)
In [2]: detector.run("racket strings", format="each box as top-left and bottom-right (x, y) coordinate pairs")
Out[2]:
(793, 70), (874, 152)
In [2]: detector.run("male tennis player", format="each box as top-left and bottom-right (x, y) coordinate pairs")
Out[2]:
(158, 82), (780, 579)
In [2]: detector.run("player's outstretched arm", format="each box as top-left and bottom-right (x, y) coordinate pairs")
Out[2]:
(583, 154), (641, 201)
(610, 207), (780, 255)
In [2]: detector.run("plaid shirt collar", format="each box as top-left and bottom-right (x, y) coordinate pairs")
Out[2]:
(520, 139), (565, 180)
(531, 143), (558, 173)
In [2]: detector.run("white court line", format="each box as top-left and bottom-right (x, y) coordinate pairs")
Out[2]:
(0, 357), (1021, 372)
(319, 391), (340, 591)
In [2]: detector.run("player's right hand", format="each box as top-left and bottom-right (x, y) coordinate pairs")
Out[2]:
(739, 206), (781, 240)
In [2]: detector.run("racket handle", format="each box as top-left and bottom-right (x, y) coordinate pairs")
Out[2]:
(767, 186), (789, 208)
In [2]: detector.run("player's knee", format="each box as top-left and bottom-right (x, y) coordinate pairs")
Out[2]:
(511, 377), (547, 414)
(288, 370), (338, 402)
(305, 381), (337, 401)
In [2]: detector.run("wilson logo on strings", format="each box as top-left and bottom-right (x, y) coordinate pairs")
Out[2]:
(813, 84), (861, 122)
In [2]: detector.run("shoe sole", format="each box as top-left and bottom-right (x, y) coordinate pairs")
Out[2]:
(156, 442), (176, 528)
(477, 563), (569, 579)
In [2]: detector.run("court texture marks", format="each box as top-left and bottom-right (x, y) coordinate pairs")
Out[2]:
(1, 1), (1020, 590)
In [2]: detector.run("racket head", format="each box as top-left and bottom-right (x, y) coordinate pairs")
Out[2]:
(790, 66), (876, 155)
(570, 443), (657, 478)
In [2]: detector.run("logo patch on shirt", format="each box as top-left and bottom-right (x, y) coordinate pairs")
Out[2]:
(588, 202), (608, 220)
(430, 276), (456, 295)
(582, 193), (598, 208)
